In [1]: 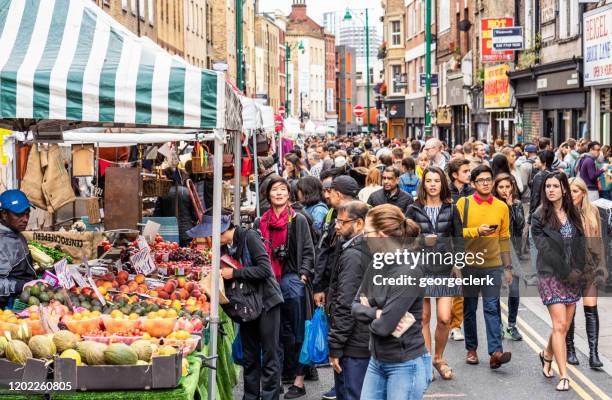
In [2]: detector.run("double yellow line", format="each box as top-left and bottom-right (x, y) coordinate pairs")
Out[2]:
(500, 302), (611, 400)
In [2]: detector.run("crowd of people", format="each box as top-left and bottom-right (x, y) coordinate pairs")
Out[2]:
(194, 134), (611, 400)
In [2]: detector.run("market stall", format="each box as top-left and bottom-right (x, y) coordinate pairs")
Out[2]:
(0, 0), (241, 398)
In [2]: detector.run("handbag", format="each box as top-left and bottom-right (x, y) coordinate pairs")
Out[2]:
(256, 131), (270, 156)
(222, 140), (235, 179)
(241, 145), (253, 177)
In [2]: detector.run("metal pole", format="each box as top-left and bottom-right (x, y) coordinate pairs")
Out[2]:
(425, 0), (432, 137)
(206, 130), (224, 400)
(233, 135), (242, 226)
(285, 43), (290, 116)
(253, 131), (260, 218)
(365, 9), (371, 133)
(237, 0), (244, 92)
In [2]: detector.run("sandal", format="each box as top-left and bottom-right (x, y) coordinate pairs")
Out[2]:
(539, 351), (554, 378)
(556, 377), (570, 391)
(433, 360), (454, 380)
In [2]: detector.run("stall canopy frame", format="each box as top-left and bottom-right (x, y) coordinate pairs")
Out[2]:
(0, 1), (242, 398)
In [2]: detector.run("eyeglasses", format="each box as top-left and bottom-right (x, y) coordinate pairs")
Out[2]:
(474, 177), (493, 185)
(335, 218), (357, 226)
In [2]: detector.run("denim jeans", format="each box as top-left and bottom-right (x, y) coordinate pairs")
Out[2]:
(507, 277), (520, 326)
(360, 354), (432, 400)
(463, 267), (504, 355)
(333, 356), (370, 400)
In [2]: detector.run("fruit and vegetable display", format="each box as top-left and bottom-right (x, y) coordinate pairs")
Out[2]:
(28, 240), (73, 266)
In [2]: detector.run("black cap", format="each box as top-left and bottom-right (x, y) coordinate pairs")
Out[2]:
(331, 175), (360, 198)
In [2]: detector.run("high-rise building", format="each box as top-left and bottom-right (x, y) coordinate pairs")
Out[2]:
(338, 25), (381, 59)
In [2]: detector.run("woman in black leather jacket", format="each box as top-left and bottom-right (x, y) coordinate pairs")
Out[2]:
(406, 166), (463, 381)
(492, 173), (525, 341)
(531, 171), (585, 392)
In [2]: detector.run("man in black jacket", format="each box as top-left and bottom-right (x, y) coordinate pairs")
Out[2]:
(313, 175), (360, 305)
(328, 201), (371, 400)
(528, 150), (555, 224)
(367, 166), (414, 214)
(154, 168), (197, 247)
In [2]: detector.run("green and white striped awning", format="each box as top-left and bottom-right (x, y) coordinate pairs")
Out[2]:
(0, 0), (241, 130)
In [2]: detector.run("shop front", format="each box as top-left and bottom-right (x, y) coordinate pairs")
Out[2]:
(436, 106), (452, 145)
(584, 4), (612, 146)
(536, 68), (587, 146)
(509, 71), (540, 143)
(385, 98), (407, 140)
(405, 97), (425, 140)
(447, 76), (470, 146)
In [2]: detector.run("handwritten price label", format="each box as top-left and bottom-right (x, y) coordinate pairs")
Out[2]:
(130, 247), (156, 276)
(54, 259), (74, 289)
(70, 267), (89, 288)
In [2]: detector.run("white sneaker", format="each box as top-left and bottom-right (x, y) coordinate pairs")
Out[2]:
(450, 327), (465, 341)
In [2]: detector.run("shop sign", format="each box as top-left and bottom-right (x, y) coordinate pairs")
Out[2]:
(447, 78), (466, 106)
(484, 64), (511, 108)
(481, 18), (514, 62)
(0, 128), (10, 165)
(436, 107), (452, 125)
(492, 27), (524, 51)
(584, 4), (612, 86)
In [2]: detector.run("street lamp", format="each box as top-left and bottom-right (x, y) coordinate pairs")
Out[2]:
(343, 8), (371, 134)
(285, 41), (304, 118)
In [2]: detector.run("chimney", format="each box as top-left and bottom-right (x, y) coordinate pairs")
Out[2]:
(291, 0), (307, 19)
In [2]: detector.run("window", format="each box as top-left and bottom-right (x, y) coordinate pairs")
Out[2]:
(131, 0), (136, 16)
(121, 0), (128, 11)
(558, 0), (579, 39)
(439, 0), (450, 32)
(392, 65), (402, 93)
(356, 71), (363, 80)
(139, 0), (145, 20)
(147, 0), (154, 25)
(391, 20), (401, 46)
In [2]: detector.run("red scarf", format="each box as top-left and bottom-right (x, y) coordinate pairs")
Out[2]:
(260, 207), (291, 282)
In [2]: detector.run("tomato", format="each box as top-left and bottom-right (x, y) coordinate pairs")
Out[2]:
(103, 244), (112, 251)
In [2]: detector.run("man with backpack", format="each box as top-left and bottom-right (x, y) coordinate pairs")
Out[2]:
(313, 175), (361, 306)
(517, 144), (538, 201)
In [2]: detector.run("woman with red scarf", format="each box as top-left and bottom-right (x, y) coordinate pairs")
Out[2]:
(258, 176), (315, 399)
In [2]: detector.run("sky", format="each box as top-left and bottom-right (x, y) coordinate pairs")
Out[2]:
(257, 0), (383, 29)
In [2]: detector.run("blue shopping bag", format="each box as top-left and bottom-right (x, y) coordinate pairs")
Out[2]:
(307, 306), (329, 364)
(298, 320), (312, 365)
(231, 325), (244, 366)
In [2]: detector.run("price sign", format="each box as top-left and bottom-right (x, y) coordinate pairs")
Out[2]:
(136, 236), (150, 250)
(42, 271), (60, 288)
(54, 259), (74, 289)
(70, 267), (89, 288)
(130, 247), (156, 276)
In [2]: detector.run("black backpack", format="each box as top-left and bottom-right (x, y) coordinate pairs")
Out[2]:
(221, 231), (264, 323)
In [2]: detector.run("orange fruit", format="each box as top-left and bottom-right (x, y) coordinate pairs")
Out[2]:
(72, 313), (82, 321)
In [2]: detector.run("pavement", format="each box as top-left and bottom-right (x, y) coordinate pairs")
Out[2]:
(233, 296), (612, 400)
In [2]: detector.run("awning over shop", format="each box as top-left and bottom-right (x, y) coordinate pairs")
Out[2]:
(0, 0), (241, 130)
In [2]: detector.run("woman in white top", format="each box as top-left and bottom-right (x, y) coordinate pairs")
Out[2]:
(358, 167), (382, 203)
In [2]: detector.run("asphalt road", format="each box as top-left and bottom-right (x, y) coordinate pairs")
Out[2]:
(233, 299), (612, 400)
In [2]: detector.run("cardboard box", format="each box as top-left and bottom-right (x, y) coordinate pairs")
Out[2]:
(53, 353), (181, 391)
(0, 358), (49, 391)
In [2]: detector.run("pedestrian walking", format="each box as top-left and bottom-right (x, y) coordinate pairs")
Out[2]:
(531, 171), (585, 391)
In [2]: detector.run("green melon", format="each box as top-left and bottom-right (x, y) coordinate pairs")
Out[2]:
(104, 343), (138, 365)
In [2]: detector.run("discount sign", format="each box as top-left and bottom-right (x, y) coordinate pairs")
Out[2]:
(481, 18), (513, 62)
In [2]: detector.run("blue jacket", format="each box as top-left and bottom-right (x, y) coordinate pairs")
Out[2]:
(399, 173), (420, 195)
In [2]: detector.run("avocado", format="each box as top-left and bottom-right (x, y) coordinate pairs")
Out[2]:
(92, 305), (102, 312)
(28, 297), (40, 306)
(80, 301), (92, 310)
(39, 292), (50, 303)
(29, 285), (40, 297)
